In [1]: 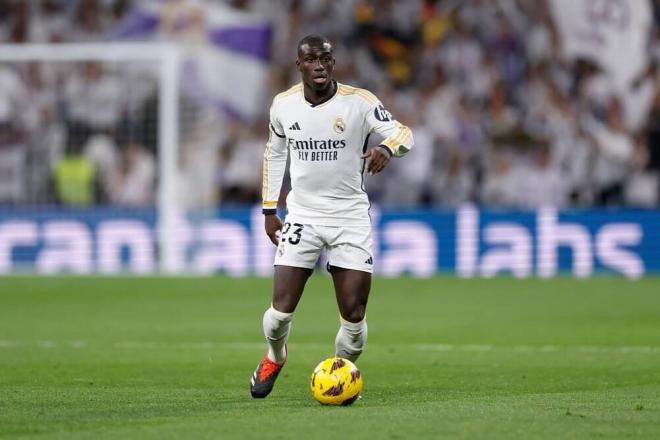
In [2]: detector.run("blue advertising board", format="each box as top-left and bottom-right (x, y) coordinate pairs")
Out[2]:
(0, 205), (657, 278)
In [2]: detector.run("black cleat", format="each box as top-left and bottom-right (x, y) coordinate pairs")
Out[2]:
(250, 353), (286, 398)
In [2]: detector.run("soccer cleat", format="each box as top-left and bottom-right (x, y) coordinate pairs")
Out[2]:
(250, 350), (286, 398)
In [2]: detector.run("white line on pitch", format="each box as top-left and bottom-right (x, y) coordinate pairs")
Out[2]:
(1, 341), (660, 354)
(0, 340), (88, 348)
(412, 344), (660, 354)
(37, 341), (56, 348)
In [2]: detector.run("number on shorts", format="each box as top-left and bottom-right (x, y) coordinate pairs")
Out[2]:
(289, 223), (304, 244)
(281, 222), (304, 245)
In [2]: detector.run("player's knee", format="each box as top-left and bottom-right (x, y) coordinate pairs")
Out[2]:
(271, 297), (296, 314)
(272, 283), (301, 313)
(341, 307), (366, 324)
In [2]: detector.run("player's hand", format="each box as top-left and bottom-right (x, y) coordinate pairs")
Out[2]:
(265, 214), (283, 246)
(361, 147), (391, 175)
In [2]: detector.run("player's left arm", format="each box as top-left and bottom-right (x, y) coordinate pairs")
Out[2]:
(363, 101), (414, 175)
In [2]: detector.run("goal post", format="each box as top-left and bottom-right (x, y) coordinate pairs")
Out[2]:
(0, 43), (181, 273)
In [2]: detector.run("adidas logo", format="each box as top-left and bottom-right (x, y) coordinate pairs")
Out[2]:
(289, 122), (301, 130)
(365, 256), (373, 265)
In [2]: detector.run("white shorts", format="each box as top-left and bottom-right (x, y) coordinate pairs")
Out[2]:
(274, 220), (374, 273)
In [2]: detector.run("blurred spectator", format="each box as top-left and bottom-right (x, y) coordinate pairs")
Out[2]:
(83, 134), (119, 203)
(432, 148), (475, 207)
(589, 97), (637, 205)
(0, 65), (27, 204)
(2, 0), (29, 43)
(486, 13), (526, 90)
(439, 20), (482, 91)
(52, 144), (97, 206)
(219, 119), (265, 204)
(21, 62), (65, 203)
(423, 66), (459, 143)
(625, 84), (660, 206)
(625, 63), (658, 134)
(486, 79), (518, 134)
(0, 124), (26, 204)
(354, 0), (422, 87)
(382, 100), (434, 206)
(516, 144), (567, 208)
(647, 86), (660, 174)
(0, 66), (26, 124)
(29, 0), (69, 43)
(108, 0), (131, 29)
(624, 134), (658, 207)
(72, 0), (108, 42)
(108, 142), (155, 206)
(480, 149), (519, 207)
(63, 62), (124, 151)
(178, 104), (224, 209)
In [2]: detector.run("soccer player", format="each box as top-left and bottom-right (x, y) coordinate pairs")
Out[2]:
(250, 35), (414, 398)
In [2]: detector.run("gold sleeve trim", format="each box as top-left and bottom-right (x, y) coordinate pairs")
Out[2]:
(262, 131), (272, 200)
(381, 123), (412, 155)
(337, 84), (377, 105)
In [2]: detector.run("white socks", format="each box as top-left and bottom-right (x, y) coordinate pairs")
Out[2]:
(262, 306), (293, 364)
(263, 308), (367, 364)
(335, 317), (368, 362)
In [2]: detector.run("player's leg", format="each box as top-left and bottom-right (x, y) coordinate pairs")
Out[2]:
(251, 222), (321, 398)
(266, 222), (322, 357)
(264, 265), (312, 363)
(271, 265), (313, 313)
(331, 268), (370, 362)
(252, 265), (312, 398)
(325, 225), (373, 363)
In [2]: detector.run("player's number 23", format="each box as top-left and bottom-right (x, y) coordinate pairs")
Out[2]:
(281, 222), (304, 245)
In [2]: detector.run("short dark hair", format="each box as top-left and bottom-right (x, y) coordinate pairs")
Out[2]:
(297, 34), (332, 57)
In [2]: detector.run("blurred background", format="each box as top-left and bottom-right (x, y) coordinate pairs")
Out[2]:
(0, 0), (658, 277)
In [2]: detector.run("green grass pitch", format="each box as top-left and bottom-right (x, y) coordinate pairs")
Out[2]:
(1, 276), (660, 439)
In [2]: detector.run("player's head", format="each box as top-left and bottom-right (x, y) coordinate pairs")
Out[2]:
(296, 34), (335, 92)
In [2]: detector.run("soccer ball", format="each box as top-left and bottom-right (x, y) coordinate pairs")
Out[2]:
(310, 357), (363, 405)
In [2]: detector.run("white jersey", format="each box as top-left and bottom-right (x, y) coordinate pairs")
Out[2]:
(262, 81), (414, 226)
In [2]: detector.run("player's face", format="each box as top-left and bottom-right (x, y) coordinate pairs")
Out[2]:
(296, 42), (335, 91)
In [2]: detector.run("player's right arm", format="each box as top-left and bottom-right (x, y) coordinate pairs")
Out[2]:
(262, 102), (288, 245)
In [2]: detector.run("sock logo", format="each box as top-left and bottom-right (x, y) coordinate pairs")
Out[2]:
(289, 122), (301, 130)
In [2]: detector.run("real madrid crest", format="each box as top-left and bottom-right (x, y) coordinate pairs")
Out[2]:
(333, 117), (345, 134)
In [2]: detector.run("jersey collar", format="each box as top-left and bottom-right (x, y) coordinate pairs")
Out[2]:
(302, 80), (339, 108)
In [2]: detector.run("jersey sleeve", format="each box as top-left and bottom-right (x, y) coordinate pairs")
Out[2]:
(365, 101), (414, 157)
(262, 103), (288, 214)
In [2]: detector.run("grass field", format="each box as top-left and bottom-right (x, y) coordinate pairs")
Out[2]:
(1, 276), (660, 439)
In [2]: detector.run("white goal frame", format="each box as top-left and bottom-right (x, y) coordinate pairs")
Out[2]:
(0, 43), (182, 273)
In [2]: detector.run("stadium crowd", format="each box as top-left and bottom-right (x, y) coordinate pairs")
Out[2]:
(0, 0), (659, 209)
